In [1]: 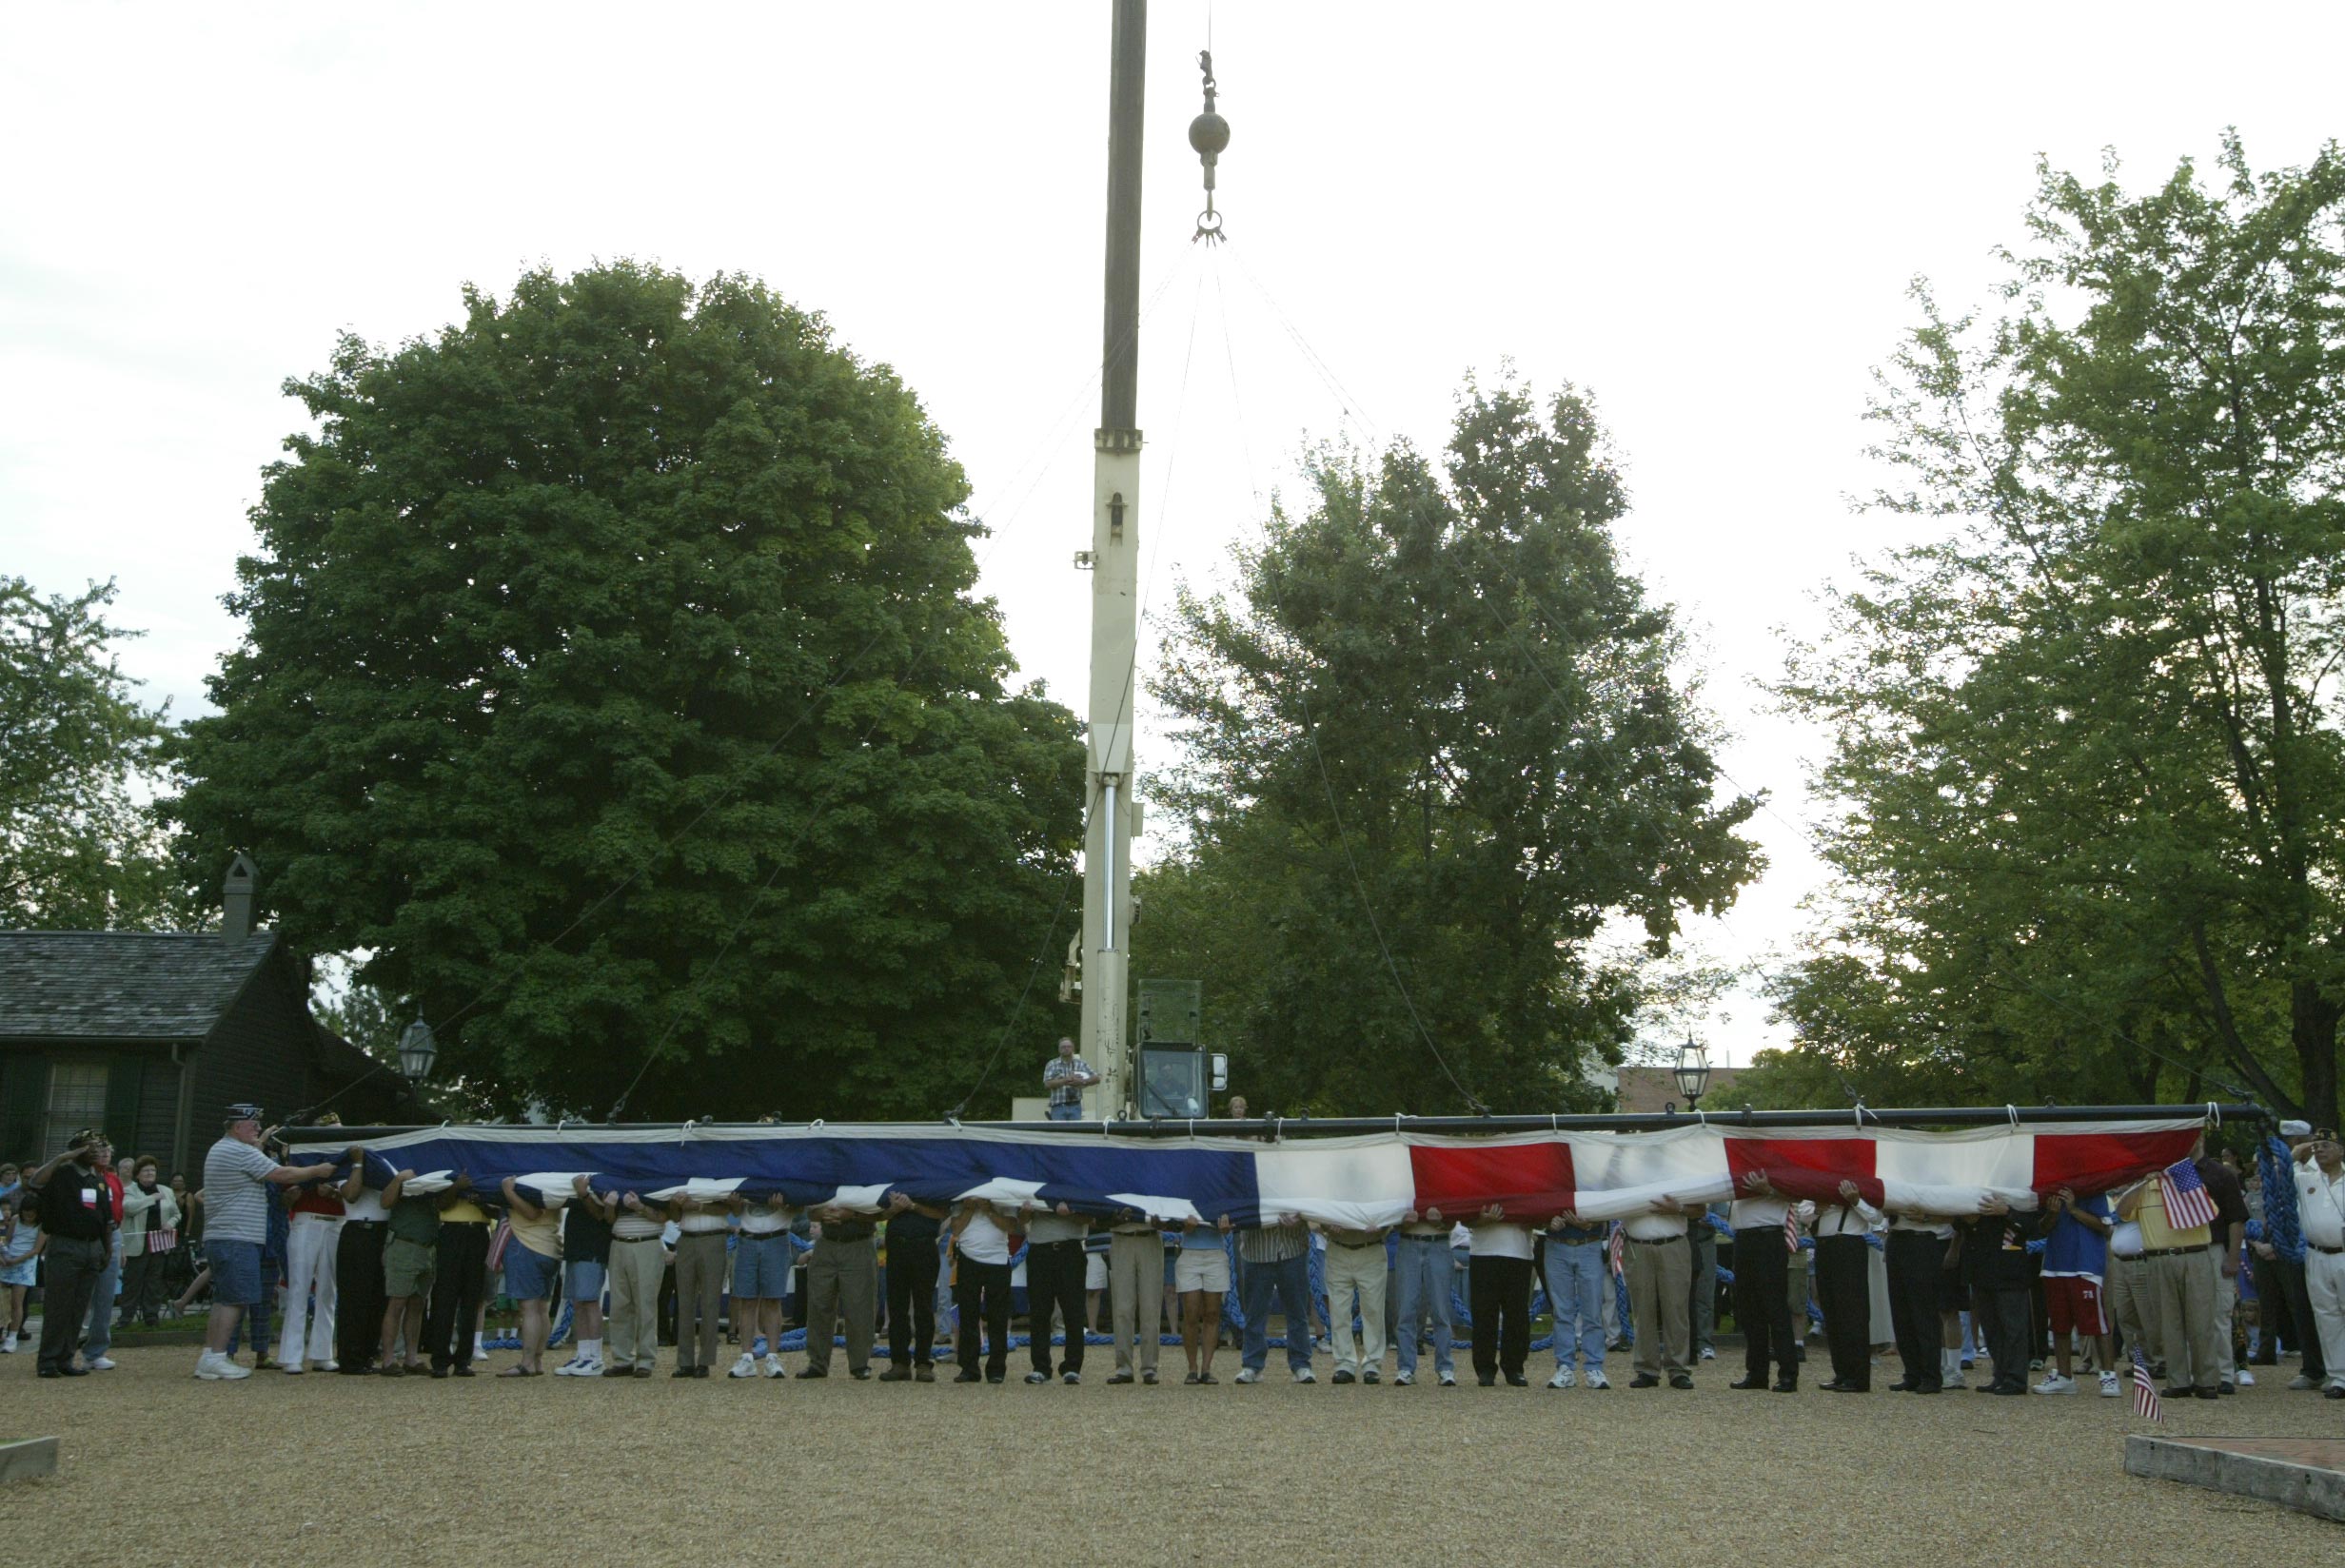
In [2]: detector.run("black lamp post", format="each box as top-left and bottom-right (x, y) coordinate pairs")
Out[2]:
(1673, 1037), (1711, 1109)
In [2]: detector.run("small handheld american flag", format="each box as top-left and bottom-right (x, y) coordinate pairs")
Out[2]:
(1607, 1224), (1626, 1277)
(2131, 1346), (2162, 1422)
(1783, 1207), (1802, 1252)
(2158, 1159), (2219, 1232)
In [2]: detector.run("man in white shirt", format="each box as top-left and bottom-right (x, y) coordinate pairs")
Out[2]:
(2294, 1128), (2345, 1399)
(1728, 1173), (1799, 1393)
(1883, 1203), (1955, 1394)
(1024, 1201), (1092, 1384)
(1466, 1206), (1534, 1387)
(1623, 1198), (1695, 1390)
(1812, 1181), (1884, 1393)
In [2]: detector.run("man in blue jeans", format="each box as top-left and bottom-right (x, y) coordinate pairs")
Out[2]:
(1234, 1211), (1316, 1383)
(1042, 1038), (1097, 1122)
(1391, 1207), (1457, 1386)
(1542, 1213), (1610, 1389)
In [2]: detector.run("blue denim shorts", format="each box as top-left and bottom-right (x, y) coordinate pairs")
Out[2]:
(502, 1243), (560, 1301)
(564, 1259), (605, 1303)
(732, 1232), (795, 1299)
(207, 1238), (263, 1306)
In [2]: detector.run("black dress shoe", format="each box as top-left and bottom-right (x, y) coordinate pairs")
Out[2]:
(1476, 1375), (1496, 1386)
(955, 1370), (982, 1383)
(1772, 1380), (1798, 1393)
(1816, 1379), (1845, 1392)
(430, 1366), (450, 1379)
(1504, 1373), (1528, 1386)
(693, 1365), (711, 1379)
(796, 1367), (828, 1380)
(1628, 1373), (1662, 1388)
(2323, 1385), (2345, 1400)
(672, 1365), (697, 1378)
(1669, 1373), (1694, 1390)
(1887, 1379), (1920, 1392)
(1823, 1382), (1867, 1393)
(1728, 1376), (1769, 1390)
(849, 1368), (872, 1380)
(2194, 1386), (2220, 1401)
(452, 1364), (476, 1378)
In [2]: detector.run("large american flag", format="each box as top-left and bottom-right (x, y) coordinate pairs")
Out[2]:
(2158, 1159), (2220, 1232)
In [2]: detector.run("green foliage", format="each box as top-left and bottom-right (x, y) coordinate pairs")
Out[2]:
(167, 263), (1083, 1119)
(1771, 135), (2345, 1125)
(1136, 378), (1761, 1114)
(0, 577), (173, 930)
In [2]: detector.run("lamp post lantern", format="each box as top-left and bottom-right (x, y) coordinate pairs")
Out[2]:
(1673, 1037), (1711, 1109)
(398, 1016), (439, 1084)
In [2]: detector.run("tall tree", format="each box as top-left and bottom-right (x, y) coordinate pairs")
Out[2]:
(1770, 136), (2345, 1125)
(1138, 381), (1761, 1114)
(0, 577), (173, 929)
(168, 263), (1083, 1119)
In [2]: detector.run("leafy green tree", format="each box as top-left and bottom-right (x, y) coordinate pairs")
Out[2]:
(0, 577), (173, 929)
(1770, 136), (2345, 1126)
(168, 263), (1083, 1118)
(1137, 380), (1761, 1114)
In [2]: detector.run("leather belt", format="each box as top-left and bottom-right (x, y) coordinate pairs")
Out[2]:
(1626, 1234), (1684, 1246)
(2139, 1244), (2207, 1258)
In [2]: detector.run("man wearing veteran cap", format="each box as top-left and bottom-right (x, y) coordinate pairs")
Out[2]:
(195, 1104), (339, 1381)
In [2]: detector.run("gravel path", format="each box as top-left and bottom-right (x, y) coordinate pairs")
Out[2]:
(4, 1345), (2337, 1565)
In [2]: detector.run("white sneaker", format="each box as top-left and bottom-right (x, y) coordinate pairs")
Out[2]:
(87, 1356), (116, 1371)
(320, 1360), (338, 1372)
(553, 1356), (600, 1377)
(1944, 1371), (1967, 1389)
(1699, 1346), (1716, 1362)
(2099, 1371), (2122, 1398)
(2237, 1368), (2256, 1387)
(1393, 1370), (1413, 1385)
(1437, 1370), (1457, 1386)
(281, 1362), (305, 1374)
(1585, 1369), (1609, 1389)
(729, 1353), (759, 1379)
(2032, 1374), (2076, 1395)
(195, 1350), (251, 1381)
(1, 1330), (15, 1352)
(763, 1358), (787, 1378)
(1293, 1366), (1315, 1383)
(1548, 1368), (1575, 1389)
(1234, 1367), (1260, 1384)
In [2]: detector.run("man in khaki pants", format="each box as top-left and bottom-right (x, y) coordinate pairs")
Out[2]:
(1104, 1207), (1164, 1384)
(1322, 1221), (1389, 1383)
(604, 1191), (672, 1377)
(1625, 1198), (1695, 1389)
(798, 1209), (878, 1379)
(2118, 1148), (2223, 1401)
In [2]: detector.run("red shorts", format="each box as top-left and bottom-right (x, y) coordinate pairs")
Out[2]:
(2045, 1275), (2107, 1336)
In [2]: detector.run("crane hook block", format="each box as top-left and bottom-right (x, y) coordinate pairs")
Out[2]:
(1190, 49), (1230, 245)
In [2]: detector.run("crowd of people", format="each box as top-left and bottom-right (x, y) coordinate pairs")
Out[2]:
(5, 1101), (2342, 1408)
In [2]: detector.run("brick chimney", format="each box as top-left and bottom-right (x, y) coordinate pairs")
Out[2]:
(223, 852), (258, 942)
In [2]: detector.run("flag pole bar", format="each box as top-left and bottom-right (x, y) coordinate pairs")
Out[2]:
(286, 1102), (2266, 1144)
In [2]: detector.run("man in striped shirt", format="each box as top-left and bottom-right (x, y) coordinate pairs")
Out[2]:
(1234, 1212), (1316, 1383)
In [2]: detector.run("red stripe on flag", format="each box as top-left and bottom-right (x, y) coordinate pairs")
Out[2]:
(1723, 1137), (1881, 1206)
(2031, 1129), (2199, 1198)
(1408, 1143), (1574, 1223)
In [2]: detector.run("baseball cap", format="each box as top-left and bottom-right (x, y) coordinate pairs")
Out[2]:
(226, 1102), (265, 1123)
(2279, 1119), (2313, 1138)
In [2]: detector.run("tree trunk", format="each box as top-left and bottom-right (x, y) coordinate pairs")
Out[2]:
(2292, 980), (2340, 1131)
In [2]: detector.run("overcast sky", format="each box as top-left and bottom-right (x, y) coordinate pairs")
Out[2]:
(6, 2), (2340, 1065)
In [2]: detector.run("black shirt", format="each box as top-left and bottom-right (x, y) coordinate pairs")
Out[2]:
(2197, 1158), (2251, 1230)
(564, 1200), (614, 1266)
(34, 1160), (114, 1242)
(822, 1217), (877, 1244)
(886, 1210), (942, 1249)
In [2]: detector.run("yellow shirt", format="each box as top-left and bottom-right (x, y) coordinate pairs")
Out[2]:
(2134, 1183), (2210, 1250)
(442, 1198), (489, 1225)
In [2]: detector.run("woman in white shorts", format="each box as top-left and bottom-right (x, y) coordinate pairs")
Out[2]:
(1175, 1215), (1231, 1384)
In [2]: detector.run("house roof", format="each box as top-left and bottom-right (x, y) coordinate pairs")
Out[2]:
(0, 930), (285, 1042)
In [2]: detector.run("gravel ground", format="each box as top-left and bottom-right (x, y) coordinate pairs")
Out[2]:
(4, 1344), (2338, 1566)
